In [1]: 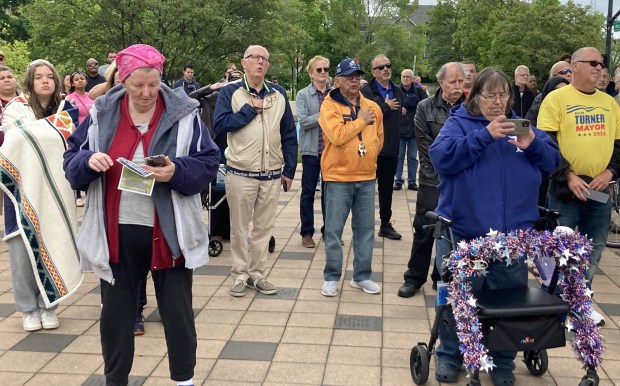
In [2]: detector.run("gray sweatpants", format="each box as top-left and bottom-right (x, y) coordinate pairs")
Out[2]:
(7, 236), (57, 313)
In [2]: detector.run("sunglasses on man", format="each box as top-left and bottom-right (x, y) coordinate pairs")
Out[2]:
(372, 64), (391, 71)
(553, 69), (572, 76)
(576, 60), (604, 68)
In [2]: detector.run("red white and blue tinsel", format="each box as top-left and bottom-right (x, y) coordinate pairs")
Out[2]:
(446, 226), (604, 375)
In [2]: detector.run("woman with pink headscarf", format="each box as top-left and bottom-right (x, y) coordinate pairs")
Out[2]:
(64, 44), (220, 386)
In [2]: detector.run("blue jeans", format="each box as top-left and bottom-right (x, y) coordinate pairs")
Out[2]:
(323, 180), (375, 282)
(300, 155), (324, 237)
(547, 194), (611, 284)
(395, 136), (418, 185)
(434, 231), (527, 371)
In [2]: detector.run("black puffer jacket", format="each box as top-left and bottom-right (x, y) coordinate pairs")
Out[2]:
(361, 79), (403, 158)
(398, 83), (427, 137)
(415, 89), (465, 187)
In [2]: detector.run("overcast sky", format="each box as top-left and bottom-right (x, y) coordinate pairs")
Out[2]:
(417, 0), (612, 15)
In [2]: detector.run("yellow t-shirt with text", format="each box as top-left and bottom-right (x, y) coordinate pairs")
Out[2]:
(538, 85), (620, 177)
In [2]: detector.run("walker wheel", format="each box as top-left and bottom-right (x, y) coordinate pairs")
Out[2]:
(523, 349), (547, 376)
(410, 344), (430, 385)
(208, 239), (223, 257)
(268, 236), (276, 253)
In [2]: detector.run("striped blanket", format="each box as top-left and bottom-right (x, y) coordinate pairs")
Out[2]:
(0, 111), (83, 307)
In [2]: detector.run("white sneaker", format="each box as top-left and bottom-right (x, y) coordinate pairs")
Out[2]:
(40, 309), (60, 329)
(590, 309), (605, 326)
(350, 279), (381, 294)
(22, 311), (42, 332)
(321, 281), (339, 297)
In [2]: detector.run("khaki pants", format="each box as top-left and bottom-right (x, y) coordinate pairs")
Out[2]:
(225, 173), (280, 281)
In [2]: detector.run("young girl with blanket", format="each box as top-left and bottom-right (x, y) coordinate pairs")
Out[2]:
(1, 59), (81, 332)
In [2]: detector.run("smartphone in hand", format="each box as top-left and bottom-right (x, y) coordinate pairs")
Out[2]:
(145, 154), (166, 167)
(503, 119), (530, 135)
(282, 179), (288, 192)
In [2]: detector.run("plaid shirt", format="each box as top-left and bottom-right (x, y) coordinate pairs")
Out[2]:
(314, 84), (330, 155)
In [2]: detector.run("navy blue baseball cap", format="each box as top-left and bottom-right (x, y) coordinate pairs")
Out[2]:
(335, 58), (365, 76)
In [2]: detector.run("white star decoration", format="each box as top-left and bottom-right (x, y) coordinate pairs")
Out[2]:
(467, 296), (477, 307)
(480, 356), (496, 372)
(487, 229), (498, 237)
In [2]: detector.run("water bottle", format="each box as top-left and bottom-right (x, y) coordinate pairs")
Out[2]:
(436, 282), (449, 306)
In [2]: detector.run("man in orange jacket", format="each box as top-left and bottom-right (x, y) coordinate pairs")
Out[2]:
(318, 58), (384, 297)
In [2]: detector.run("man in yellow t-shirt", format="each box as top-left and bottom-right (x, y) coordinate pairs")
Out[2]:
(538, 47), (620, 326)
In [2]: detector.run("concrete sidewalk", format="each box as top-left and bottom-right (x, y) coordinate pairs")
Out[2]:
(0, 163), (619, 385)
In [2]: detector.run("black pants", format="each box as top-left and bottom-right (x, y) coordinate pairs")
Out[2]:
(377, 155), (398, 226)
(404, 185), (441, 287)
(100, 224), (196, 385)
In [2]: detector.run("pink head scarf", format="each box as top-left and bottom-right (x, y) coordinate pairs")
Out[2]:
(116, 44), (166, 82)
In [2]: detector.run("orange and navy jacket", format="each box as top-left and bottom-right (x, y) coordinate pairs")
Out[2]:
(318, 88), (383, 182)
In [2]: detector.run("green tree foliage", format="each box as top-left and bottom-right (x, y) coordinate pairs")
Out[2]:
(425, 0), (604, 82)
(23, 0), (281, 85)
(18, 0), (426, 92)
(0, 39), (31, 76)
(0, 0), (32, 43)
(425, 0), (461, 74)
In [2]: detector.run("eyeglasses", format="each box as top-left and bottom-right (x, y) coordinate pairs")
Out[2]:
(554, 69), (572, 76)
(373, 64), (391, 71)
(87, 63), (98, 67)
(245, 54), (269, 63)
(341, 73), (363, 80)
(576, 60), (604, 68)
(515, 73), (530, 77)
(315, 67), (329, 74)
(480, 93), (510, 101)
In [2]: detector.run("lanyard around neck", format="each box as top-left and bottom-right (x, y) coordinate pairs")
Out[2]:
(243, 74), (270, 95)
(343, 94), (364, 141)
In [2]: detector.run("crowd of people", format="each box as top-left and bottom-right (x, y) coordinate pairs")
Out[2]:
(0, 43), (618, 386)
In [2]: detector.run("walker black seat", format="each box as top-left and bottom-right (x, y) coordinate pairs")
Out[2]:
(475, 288), (570, 318)
(476, 288), (570, 352)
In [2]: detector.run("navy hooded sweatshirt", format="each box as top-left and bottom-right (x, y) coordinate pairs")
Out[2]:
(429, 104), (561, 239)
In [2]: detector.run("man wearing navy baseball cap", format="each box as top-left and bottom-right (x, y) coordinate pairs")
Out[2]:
(317, 57), (384, 297)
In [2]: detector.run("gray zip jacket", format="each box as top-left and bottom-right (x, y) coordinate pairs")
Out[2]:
(64, 84), (220, 283)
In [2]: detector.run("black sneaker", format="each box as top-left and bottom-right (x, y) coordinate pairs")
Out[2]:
(408, 183), (418, 191)
(397, 282), (418, 298)
(378, 223), (402, 240)
(393, 183), (403, 191)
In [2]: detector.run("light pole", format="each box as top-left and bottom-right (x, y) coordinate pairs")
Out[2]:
(604, 0), (620, 69)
